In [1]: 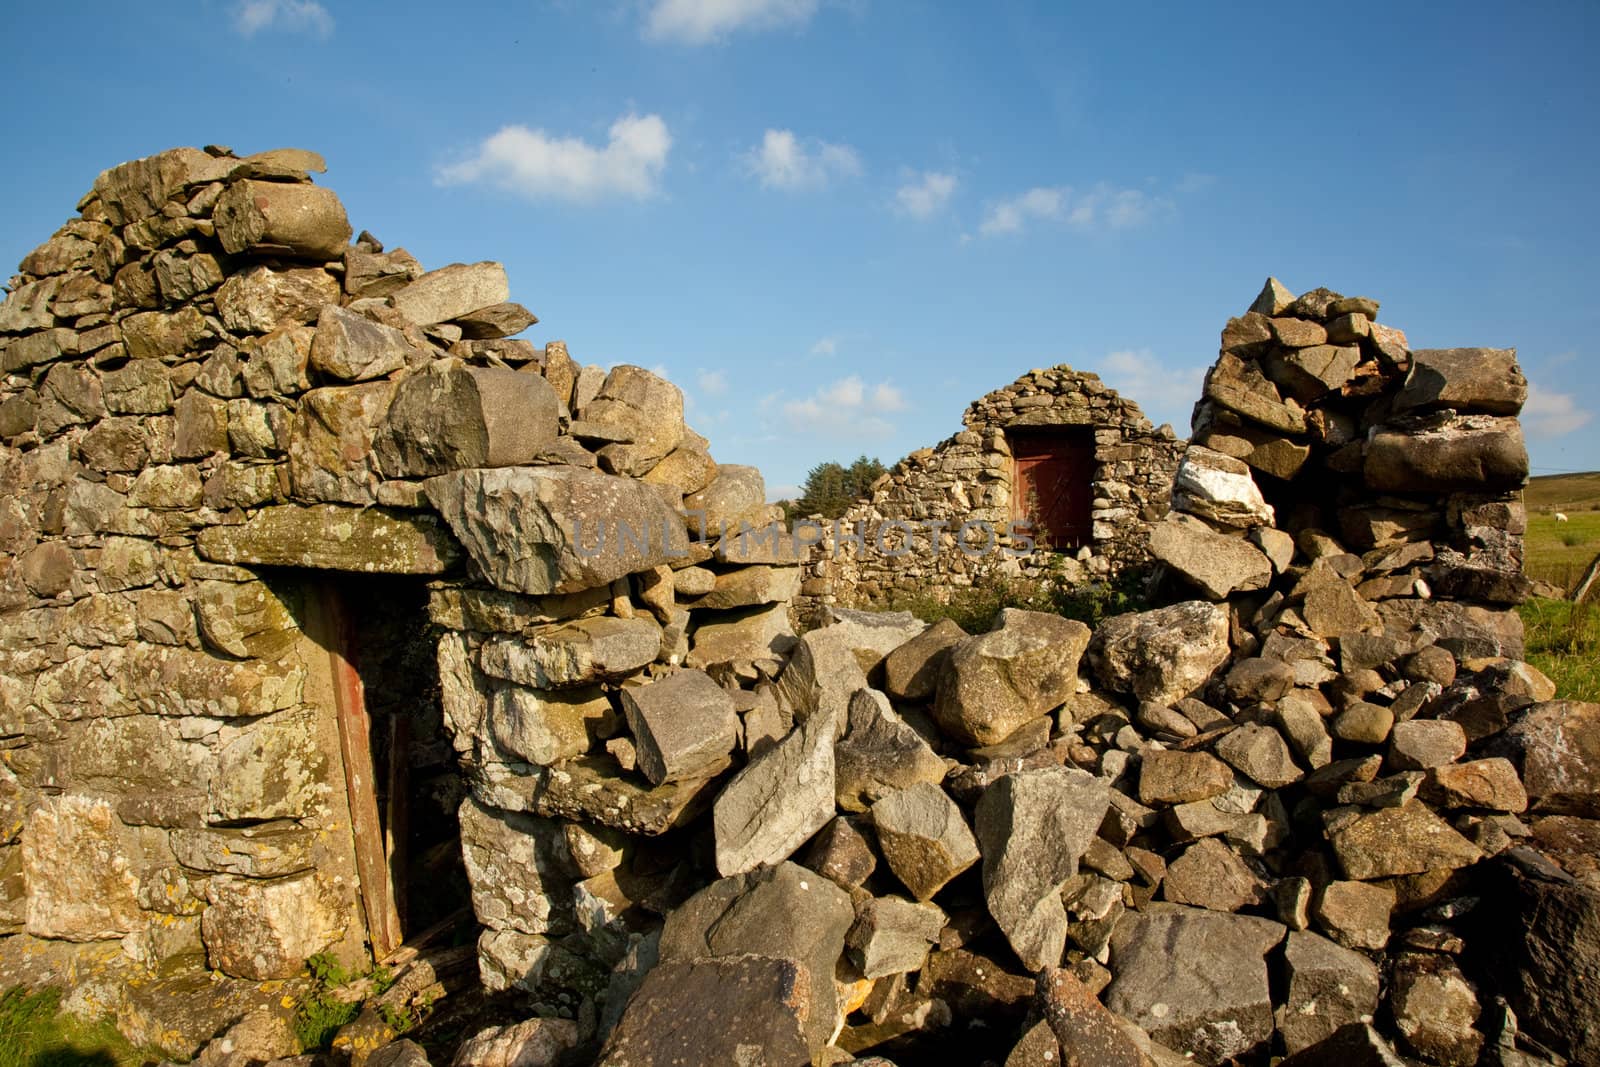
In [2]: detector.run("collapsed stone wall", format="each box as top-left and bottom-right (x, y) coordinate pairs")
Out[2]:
(0, 146), (804, 1051)
(796, 367), (1183, 623)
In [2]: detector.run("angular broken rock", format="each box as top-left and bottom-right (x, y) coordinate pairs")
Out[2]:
(1138, 749), (1234, 807)
(1420, 757), (1527, 812)
(1301, 578), (1380, 637)
(196, 504), (460, 573)
(872, 781), (980, 900)
(309, 304), (417, 382)
(1395, 347), (1527, 416)
(1327, 802), (1482, 880)
(713, 711), (835, 876)
(1312, 880), (1393, 951)
(834, 688), (947, 812)
(452, 300), (538, 339)
(774, 626), (871, 734)
(684, 464), (768, 538)
(1089, 600), (1231, 706)
(1276, 930), (1381, 1055)
(689, 564), (801, 611)
(883, 617), (967, 702)
(1036, 968), (1147, 1067)
(1171, 446), (1275, 528)
(374, 358), (558, 477)
(801, 816), (877, 889)
(657, 862), (854, 1055)
(598, 954), (814, 1067)
(490, 683), (616, 767)
(1364, 413), (1528, 492)
(1387, 718), (1467, 771)
(216, 264), (340, 335)
(1389, 952), (1483, 1067)
(1104, 905), (1286, 1067)
(1203, 352), (1307, 434)
(1264, 343), (1360, 403)
(620, 669), (739, 785)
(1498, 700), (1600, 816)
(847, 896), (945, 979)
(452, 1019), (580, 1067)
(389, 262), (510, 327)
(479, 616), (662, 689)
(1214, 723), (1302, 788)
(975, 766), (1111, 970)
(1162, 837), (1265, 912)
(213, 178), (352, 260)
(1149, 519), (1272, 600)
(685, 601), (797, 674)
(933, 608), (1090, 746)
(580, 365), (686, 477)
(425, 466), (690, 595)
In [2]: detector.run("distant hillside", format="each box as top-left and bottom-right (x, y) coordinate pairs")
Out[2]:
(1525, 471), (1600, 513)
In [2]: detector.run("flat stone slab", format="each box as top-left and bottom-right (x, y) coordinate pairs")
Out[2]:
(475, 756), (720, 836)
(197, 504), (461, 573)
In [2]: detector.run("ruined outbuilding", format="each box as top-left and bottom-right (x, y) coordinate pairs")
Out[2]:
(798, 367), (1183, 621)
(2, 150), (1598, 1067)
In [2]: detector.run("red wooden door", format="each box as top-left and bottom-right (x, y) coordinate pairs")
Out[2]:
(1010, 429), (1093, 550)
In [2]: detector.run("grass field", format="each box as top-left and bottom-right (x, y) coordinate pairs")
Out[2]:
(1525, 470), (1600, 514)
(1524, 509), (1600, 590)
(1518, 471), (1600, 701)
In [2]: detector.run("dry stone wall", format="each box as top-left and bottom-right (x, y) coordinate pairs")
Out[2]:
(798, 368), (1182, 622)
(0, 146), (805, 1052)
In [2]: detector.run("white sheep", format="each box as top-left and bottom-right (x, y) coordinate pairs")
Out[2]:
(1555, 512), (1569, 522)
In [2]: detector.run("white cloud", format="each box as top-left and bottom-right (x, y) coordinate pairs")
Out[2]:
(1098, 348), (1206, 433)
(696, 368), (729, 397)
(644, 0), (818, 44)
(744, 129), (860, 191)
(233, 0), (332, 37)
(809, 337), (837, 356)
(895, 171), (957, 219)
(1524, 383), (1593, 438)
(783, 374), (906, 438)
(438, 114), (672, 202)
(978, 183), (1168, 237)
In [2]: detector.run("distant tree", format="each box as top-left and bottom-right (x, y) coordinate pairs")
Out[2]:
(787, 455), (886, 519)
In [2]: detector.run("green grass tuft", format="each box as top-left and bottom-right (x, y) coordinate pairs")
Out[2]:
(0, 986), (149, 1067)
(1518, 597), (1600, 702)
(877, 564), (1151, 634)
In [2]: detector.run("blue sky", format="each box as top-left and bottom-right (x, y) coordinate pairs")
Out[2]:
(4, 1), (1596, 497)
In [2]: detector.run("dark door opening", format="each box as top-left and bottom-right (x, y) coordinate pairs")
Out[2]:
(1008, 427), (1095, 550)
(333, 576), (471, 949)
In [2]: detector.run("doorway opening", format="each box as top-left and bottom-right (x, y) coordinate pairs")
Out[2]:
(320, 575), (471, 953)
(1008, 426), (1096, 551)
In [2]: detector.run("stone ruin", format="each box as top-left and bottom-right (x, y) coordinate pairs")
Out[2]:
(796, 368), (1183, 622)
(1, 149), (1597, 1067)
